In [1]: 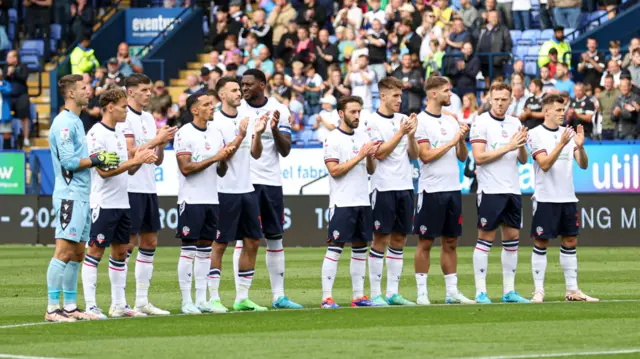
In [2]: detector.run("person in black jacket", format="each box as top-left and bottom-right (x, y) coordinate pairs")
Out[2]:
(70, 0), (94, 44)
(275, 20), (298, 66)
(4, 50), (31, 147)
(449, 42), (480, 98)
(239, 9), (273, 52)
(398, 18), (422, 56)
(392, 53), (424, 115)
(476, 10), (512, 82)
(210, 9), (242, 52)
(313, 29), (338, 79)
(296, 0), (325, 28)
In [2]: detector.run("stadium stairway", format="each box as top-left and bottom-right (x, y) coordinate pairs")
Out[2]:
(167, 52), (210, 103)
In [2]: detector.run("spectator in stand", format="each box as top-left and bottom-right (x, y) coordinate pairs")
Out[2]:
(204, 50), (226, 72)
(324, 66), (351, 100)
(0, 69), (12, 149)
(222, 34), (242, 65)
(392, 53), (424, 115)
(70, 35), (100, 75)
(628, 49), (640, 87)
(333, 0), (363, 31)
(507, 83), (527, 117)
(70, 0), (94, 44)
(520, 79), (545, 129)
(597, 74), (621, 140)
(496, 0), (514, 29)
(433, 0), (454, 28)
(423, 39), (444, 78)
(304, 64), (324, 116)
(345, 54), (375, 113)
(612, 78), (640, 139)
(267, 0), (297, 44)
(184, 74), (202, 94)
(538, 26), (571, 69)
(512, 0), (531, 31)
(24, 0), (51, 42)
(554, 62), (575, 98)
(313, 95), (340, 142)
(600, 59), (624, 88)
(444, 18), (471, 54)
(252, 47), (275, 79)
(477, 10), (512, 82)
(509, 59), (531, 88)
(295, 26), (315, 64)
(550, 0), (581, 29)
(271, 72), (291, 105)
(338, 27), (356, 65)
(245, 33), (267, 66)
(95, 57), (125, 96)
(210, 8), (242, 52)
(80, 84), (101, 134)
(364, 0), (387, 28)
(228, 0), (244, 23)
(417, 6), (442, 46)
(116, 42), (143, 76)
(607, 40), (622, 67)
(546, 48), (559, 78)
(566, 83), (596, 137)
(448, 41), (480, 97)
(540, 65), (556, 92)
(289, 90), (305, 133)
(350, 35), (369, 68)
(366, 19), (387, 83)
(577, 37), (605, 91)
(315, 29), (339, 80)
(290, 61), (306, 97)
(398, 18), (422, 56)
(479, 0), (497, 22)
(621, 38), (640, 69)
(297, 0), (325, 28)
(457, 92), (479, 125)
(459, 0), (480, 30)
(239, 9), (273, 51)
(149, 80), (172, 115)
(602, 0), (621, 20)
(4, 50), (30, 147)
(275, 20), (298, 66)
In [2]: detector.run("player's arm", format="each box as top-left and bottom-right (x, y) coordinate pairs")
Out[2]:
(272, 110), (292, 157)
(471, 128), (527, 166)
(59, 126), (111, 171)
(531, 127), (573, 172)
(325, 142), (376, 178)
(374, 118), (410, 160)
(177, 147), (234, 177)
(251, 115), (267, 159)
(406, 114), (419, 160)
(517, 145), (528, 164)
(573, 124), (588, 170)
(217, 160), (229, 177)
(95, 149), (157, 179)
(366, 155), (376, 175)
(456, 136), (468, 162)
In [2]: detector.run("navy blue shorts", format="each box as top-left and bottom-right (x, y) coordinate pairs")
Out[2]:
(128, 192), (161, 234)
(371, 189), (414, 235)
(476, 192), (522, 231)
(217, 192), (263, 243)
(176, 203), (219, 241)
(327, 206), (373, 243)
(531, 201), (579, 239)
(253, 184), (284, 237)
(89, 208), (131, 247)
(413, 191), (462, 239)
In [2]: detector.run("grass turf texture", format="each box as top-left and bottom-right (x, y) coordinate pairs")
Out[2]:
(1, 246), (639, 359)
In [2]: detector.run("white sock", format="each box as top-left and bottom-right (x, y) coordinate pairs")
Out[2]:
(501, 239), (519, 294)
(473, 239), (492, 296)
(236, 268), (254, 302)
(178, 245), (196, 305)
(386, 247), (404, 298)
(265, 238), (285, 301)
(233, 240), (242, 290)
(368, 248), (384, 298)
(444, 273), (459, 297)
(135, 247), (155, 307)
(108, 257), (127, 307)
(321, 246), (342, 300)
(560, 246), (578, 291)
(124, 249), (132, 289)
(532, 246), (547, 291)
(208, 268), (221, 301)
(82, 255), (100, 309)
(194, 245), (212, 305)
(350, 246), (367, 300)
(416, 273), (428, 299)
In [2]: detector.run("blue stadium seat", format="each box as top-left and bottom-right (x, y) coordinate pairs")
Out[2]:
(524, 59), (538, 77)
(305, 114), (317, 128)
(7, 8), (17, 42)
(515, 46), (529, 60)
(20, 40), (45, 57)
(530, 0), (540, 7)
(50, 24), (61, 40)
(510, 30), (522, 44)
(202, 16), (209, 36)
(537, 29), (554, 45)
(8, 8), (16, 22)
(329, 35), (338, 44)
(518, 30), (540, 46)
(21, 55), (40, 71)
(307, 140), (322, 148)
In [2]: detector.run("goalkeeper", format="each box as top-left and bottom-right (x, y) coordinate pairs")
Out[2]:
(44, 75), (123, 322)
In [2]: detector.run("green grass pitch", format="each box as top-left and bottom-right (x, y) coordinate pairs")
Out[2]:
(1, 246), (640, 359)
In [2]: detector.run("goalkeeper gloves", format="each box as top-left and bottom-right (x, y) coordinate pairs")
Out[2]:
(91, 151), (120, 170)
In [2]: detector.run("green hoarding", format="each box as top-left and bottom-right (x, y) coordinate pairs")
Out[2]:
(0, 151), (26, 195)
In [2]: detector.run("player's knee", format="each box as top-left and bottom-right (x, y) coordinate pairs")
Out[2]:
(86, 244), (105, 259)
(390, 233), (406, 249)
(533, 238), (549, 248)
(243, 238), (260, 252)
(478, 229), (497, 242)
(140, 232), (157, 248)
(442, 237), (458, 251)
(561, 237), (577, 248)
(417, 238), (434, 252)
(110, 244), (128, 260)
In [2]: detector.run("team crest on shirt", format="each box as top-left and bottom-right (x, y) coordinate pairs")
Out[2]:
(374, 220), (381, 230)
(501, 129), (508, 138)
(204, 142), (211, 151)
(117, 141), (123, 151)
(332, 230), (340, 240)
(182, 226), (191, 236)
(420, 225), (427, 234)
(142, 125), (148, 134)
(96, 234), (105, 244)
(440, 128), (447, 136)
(536, 226), (544, 236)
(480, 217), (488, 227)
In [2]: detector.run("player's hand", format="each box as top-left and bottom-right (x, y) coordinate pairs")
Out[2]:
(358, 142), (376, 159)
(574, 124), (585, 148)
(399, 118), (411, 135)
(94, 151), (120, 170)
(508, 129), (527, 151)
(238, 117), (249, 137)
(157, 125), (178, 143)
(458, 124), (470, 142)
(216, 145), (236, 161)
(255, 114), (268, 134)
(559, 126), (576, 146)
(271, 110), (280, 130)
(133, 148), (157, 165)
(407, 113), (418, 136)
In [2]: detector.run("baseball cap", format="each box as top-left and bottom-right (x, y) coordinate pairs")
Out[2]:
(201, 67), (211, 76)
(107, 57), (118, 65)
(320, 95), (337, 106)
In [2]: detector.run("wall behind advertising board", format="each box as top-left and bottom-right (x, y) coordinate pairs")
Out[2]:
(1, 195), (638, 247)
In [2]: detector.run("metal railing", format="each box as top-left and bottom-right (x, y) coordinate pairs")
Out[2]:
(299, 174), (329, 195)
(565, 2), (635, 41)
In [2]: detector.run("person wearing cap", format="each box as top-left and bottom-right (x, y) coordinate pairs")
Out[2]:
(228, 0), (245, 23)
(538, 26), (572, 69)
(313, 95), (340, 142)
(200, 67), (211, 89)
(102, 57), (125, 86)
(70, 35), (100, 75)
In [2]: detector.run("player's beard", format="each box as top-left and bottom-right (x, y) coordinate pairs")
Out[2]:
(343, 116), (359, 129)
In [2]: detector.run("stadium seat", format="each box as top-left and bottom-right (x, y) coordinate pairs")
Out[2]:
(518, 30), (540, 46)
(510, 30), (522, 44)
(524, 46), (541, 76)
(202, 16), (209, 36)
(20, 40), (45, 58)
(50, 24), (61, 40)
(537, 29), (554, 45)
(515, 46), (529, 60)
(7, 8), (17, 42)
(307, 140), (323, 148)
(305, 114), (317, 128)
(21, 55), (41, 71)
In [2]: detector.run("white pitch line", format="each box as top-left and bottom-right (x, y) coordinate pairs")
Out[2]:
(454, 348), (640, 359)
(1, 299), (639, 330)
(0, 354), (71, 359)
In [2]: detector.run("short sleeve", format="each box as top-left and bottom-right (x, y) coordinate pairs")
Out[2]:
(527, 130), (546, 159)
(174, 131), (192, 156)
(584, 100), (595, 114)
(469, 120), (487, 144)
(415, 118), (430, 145)
(278, 105), (292, 134)
(120, 118), (134, 138)
(86, 130), (106, 157)
(323, 136), (340, 164)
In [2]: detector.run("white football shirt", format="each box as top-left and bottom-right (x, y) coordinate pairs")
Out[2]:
(527, 124), (578, 203)
(349, 70), (376, 110)
(324, 128), (371, 208)
(120, 106), (157, 194)
(416, 111), (462, 193)
(316, 109), (340, 143)
(87, 122), (130, 209)
(213, 109), (254, 194)
(240, 98), (292, 187)
(365, 111), (413, 192)
(174, 122), (224, 205)
(469, 112), (522, 195)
